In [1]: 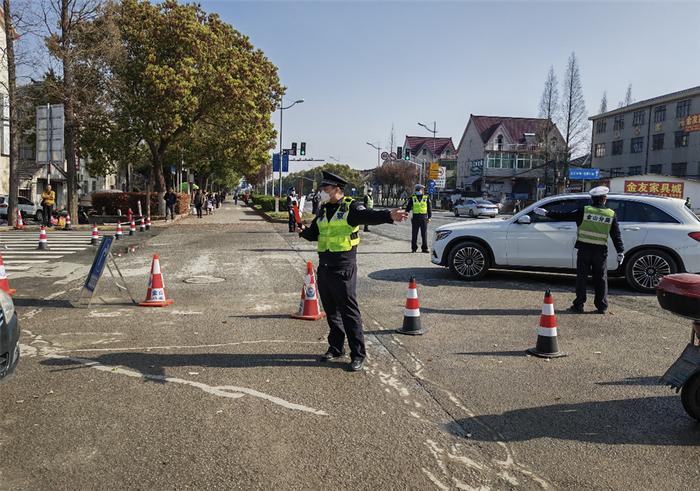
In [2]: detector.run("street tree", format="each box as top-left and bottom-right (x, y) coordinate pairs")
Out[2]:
(374, 160), (417, 205)
(538, 65), (559, 193)
(559, 52), (587, 190)
(599, 91), (608, 113)
(623, 84), (633, 106)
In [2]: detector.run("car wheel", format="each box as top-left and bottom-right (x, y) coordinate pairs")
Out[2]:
(681, 372), (700, 421)
(468, 209), (476, 218)
(625, 249), (677, 293)
(454, 209), (460, 217)
(448, 241), (490, 281)
(0, 344), (19, 381)
(34, 210), (43, 223)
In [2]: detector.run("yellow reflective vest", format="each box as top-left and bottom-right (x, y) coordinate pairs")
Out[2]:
(412, 195), (428, 214)
(577, 206), (615, 246)
(317, 197), (360, 252)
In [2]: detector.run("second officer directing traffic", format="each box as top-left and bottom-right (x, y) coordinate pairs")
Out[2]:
(298, 171), (408, 371)
(405, 184), (432, 253)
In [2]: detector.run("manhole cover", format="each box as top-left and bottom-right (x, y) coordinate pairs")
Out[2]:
(183, 276), (226, 284)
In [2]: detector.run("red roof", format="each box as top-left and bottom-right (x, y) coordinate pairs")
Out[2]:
(470, 115), (561, 144)
(404, 136), (456, 155)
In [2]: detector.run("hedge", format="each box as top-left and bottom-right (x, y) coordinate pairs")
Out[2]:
(91, 192), (191, 216)
(250, 194), (288, 212)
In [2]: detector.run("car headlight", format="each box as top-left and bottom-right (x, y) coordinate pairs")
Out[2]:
(0, 290), (15, 322)
(435, 230), (452, 241)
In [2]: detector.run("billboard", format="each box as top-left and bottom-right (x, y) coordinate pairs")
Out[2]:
(624, 180), (684, 198)
(680, 114), (700, 133)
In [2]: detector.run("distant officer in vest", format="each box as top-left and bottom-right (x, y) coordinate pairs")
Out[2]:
(298, 171), (408, 371)
(362, 188), (374, 232)
(405, 184), (432, 253)
(534, 186), (624, 314)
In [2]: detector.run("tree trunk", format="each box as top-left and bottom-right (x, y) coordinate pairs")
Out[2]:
(4, 0), (18, 227)
(61, 0), (78, 220)
(152, 151), (166, 215)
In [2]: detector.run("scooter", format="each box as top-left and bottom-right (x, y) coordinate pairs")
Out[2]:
(658, 273), (700, 420)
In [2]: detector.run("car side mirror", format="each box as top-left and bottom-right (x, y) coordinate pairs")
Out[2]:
(517, 215), (531, 224)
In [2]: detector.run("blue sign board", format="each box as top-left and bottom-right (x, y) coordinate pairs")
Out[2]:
(427, 179), (437, 195)
(272, 153), (289, 172)
(84, 236), (113, 293)
(569, 168), (600, 180)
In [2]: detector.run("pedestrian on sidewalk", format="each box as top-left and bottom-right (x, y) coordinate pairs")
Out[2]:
(297, 171), (408, 372)
(362, 188), (374, 232)
(41, 185), (56, 227)
(194, 189), (204, 218)
(164, 188), (177, 221)
(206, 193), (214, 215)
(287, 189), (298, 232)
(311, 189), (320, 215)
(405, 184), (431, 253)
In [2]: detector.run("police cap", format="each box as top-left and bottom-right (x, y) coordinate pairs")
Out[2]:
(320, 171), (348, 189)
(415, 184), (425, 191)
(589, 186), (609, 197)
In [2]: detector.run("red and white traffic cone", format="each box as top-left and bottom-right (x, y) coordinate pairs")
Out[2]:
(14, 209), (24, 230)
(37, 226), (49, 250)
(397, 276), (424, 335)
(0, 255), (16, 295)
(139, 216), (146, 232)
(114, 221), (123, 240)
(527, 290), (566, 358)
(145, 216), (151, 230)
(291, 261), (325, 320)
(139, 254), (174, 307)
(129, 219), (136, 236)
(64, 213), (72, 230)
(90, 225), (100, 246)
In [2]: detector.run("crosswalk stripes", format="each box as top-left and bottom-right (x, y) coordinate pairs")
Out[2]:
(0, 230), (95, 272)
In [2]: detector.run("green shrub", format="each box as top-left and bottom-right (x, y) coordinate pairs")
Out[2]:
(250, 194), (288, 212)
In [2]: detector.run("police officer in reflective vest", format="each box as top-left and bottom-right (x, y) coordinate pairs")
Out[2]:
(535, 186), (624, 314)
(405, 184), (432, 253)
(363, 188), (374, 232)
(298, 171), (408, 371)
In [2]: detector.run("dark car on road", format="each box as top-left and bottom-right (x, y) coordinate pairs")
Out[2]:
(0, 290), (19, 380)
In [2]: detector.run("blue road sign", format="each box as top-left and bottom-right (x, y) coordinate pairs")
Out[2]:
(569, 168), (600, 180)
(427, 179), (437, 195)
(272, 153), (289, 172)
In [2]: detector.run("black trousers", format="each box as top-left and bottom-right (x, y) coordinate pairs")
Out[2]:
(288, 213), (296, 232)
(42, 204), (53, 226)
(575, 246), (608, 311)
(195, 205), (203, 218)
(411, 216), (429, 251)
(165, 204), (175, 220)
(317, 265), (366, 360)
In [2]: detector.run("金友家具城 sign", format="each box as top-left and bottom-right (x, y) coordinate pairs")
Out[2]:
(624, 180), (684, 198)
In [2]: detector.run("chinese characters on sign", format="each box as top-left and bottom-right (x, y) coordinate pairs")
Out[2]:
(681, 114), (700, 133)
(624, 180), (684, 198)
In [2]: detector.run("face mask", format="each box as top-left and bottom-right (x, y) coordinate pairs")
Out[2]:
(319, 191), (331, 204)
(416, 191), (422, 196)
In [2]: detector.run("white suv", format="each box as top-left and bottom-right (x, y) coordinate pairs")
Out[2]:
(431, 193), (700, 293)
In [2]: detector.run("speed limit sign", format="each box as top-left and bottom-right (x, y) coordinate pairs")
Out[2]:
(380, 151), (389, 160)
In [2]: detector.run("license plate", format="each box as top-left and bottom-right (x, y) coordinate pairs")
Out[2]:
(661, 344), (700, 390)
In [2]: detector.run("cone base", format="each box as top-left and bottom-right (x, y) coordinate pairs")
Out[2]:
(396, 327), (425, 335)
(291, 312), (326, 321)
(526, 348), (567, 359)
(138, 299), (174, 307)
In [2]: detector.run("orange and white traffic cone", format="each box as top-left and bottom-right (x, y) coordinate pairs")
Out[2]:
(0, 255), (16, 295)
(397, 276), (424, 335)
(129, 219), (136, 236)
(115, 221), (123, 240)
(527, 290), (566, 358)
(64, 213), (72, 230)
(146, 216), (151, 230)
(90, 225), (99, 246)
(37, 226), (49, 250)
(14, 209), (24, 230)
(139, 216), (146, 232)
(139, 254), (174, 307)
(291, 261), (326, 320)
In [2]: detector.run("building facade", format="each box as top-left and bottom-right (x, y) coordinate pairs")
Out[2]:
(456, 115), (565, 200)
(589, 85), (700, 180)
(403, 136), (457, 187)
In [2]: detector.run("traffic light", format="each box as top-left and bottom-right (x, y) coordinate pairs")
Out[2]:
(291, 142), (297, 156)
(300, 142), (306, 156)
(397, 146), (403, 159)
(404, 148), (411, 160)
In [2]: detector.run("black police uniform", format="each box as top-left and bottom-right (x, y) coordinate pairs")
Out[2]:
(299, 174), (394, 365)
(547, 206), (624, 312)
(405, 193), (432, 252)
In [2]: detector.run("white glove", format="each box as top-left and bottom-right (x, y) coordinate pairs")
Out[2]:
(534, 207), (548, 216)
(617, 252), (624, 264)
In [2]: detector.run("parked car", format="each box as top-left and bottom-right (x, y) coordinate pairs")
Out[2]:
(453, 198), (499, 218)
(0, 195), (42, 222)
(487, 199), (504, 212)
(432, 193), (700, 293)
(0, 289), (19, 381)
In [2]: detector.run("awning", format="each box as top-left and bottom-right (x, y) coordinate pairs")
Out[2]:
(464, 176), (482, 186)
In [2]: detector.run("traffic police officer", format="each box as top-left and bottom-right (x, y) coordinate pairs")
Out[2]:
(298, 171), (408, 371)
(363, 188), (374, 232)
(405, 184), (432, 253)
(535, 186), (624, 314)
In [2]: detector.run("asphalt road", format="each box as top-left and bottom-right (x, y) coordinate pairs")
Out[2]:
(0, 202), (697, 490)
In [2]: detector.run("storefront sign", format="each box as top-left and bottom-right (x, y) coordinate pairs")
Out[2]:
(624, 180), (684, 198)
(428, 162), (440, 180)
(681, 114), (700, 132)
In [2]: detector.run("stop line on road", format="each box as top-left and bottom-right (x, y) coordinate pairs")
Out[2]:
(0, 231), (94, 272)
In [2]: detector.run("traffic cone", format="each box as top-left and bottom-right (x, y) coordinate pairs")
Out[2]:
(0, 255), (16, 295)
(37, 226), (49, 250)
(14, 209), (24, 230)
(129, 219), (136, 236)
(139, 254), (174, 307)
(146, 216), (151, 230)
(90, 225), (99, 246)
(527, 290), (567, 358)
(115, 221), (123, 240)
(291, 261), (326, 320)
(139, 216), (146, 232)
(397, 276), (424, 335)
(64, 213), (72, 230)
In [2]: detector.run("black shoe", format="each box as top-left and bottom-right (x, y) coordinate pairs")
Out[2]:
(411, 250), (417, 253)
(421, 250), (429, 253)
(349, 358), (364, 371)
(319, 349), (345, 362)
(567, 305), (584, 314)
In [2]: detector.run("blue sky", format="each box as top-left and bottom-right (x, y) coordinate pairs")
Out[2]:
(201, 1), (700, 170)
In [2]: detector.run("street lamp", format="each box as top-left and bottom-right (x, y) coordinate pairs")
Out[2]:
(328, 155), (341, 163)
(366, 142), (381, 166)
(276, 97), (304, 210)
